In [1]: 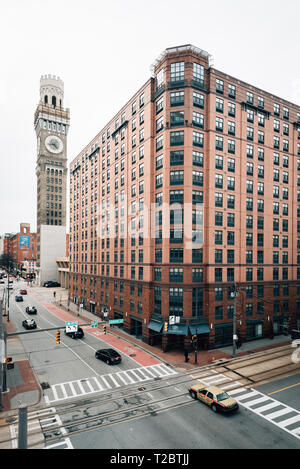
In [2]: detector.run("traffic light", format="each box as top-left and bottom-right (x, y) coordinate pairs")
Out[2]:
(56, 330), (60, 344)
(164, 321), (168, 333)
(192, 334), (197, 343)
(102, 324), (107, 334)
(6, 357), (14, 370)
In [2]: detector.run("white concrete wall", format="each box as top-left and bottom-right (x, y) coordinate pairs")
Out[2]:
(39, 225), (66, 285)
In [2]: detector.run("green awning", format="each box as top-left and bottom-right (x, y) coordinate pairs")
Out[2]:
(167, 324), (189, 335)
(148, 320), (163, 332)
(189, 324), (210, 335)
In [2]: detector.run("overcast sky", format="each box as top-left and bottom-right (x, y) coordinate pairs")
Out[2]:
(1, 0), (300, 235)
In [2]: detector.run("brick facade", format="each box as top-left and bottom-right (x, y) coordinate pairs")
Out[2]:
(68, 44), (300, 351)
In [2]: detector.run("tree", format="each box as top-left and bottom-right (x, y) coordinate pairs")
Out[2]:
(0, 253), (15, 270)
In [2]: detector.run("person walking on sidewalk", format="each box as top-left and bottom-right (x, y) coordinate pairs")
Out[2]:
(184, 349), (189, 363)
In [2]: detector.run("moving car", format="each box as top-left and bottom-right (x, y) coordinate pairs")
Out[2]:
(95, 348), (122, 365)
(15, 295), (23, 302)
(64, 327), (84, 339)
(20, 289), (27, 295)
(22, 319), (37, 330)
(188, 384), (239, 413)
(43, 281), (61, 287)
(25, 306), (37, 315)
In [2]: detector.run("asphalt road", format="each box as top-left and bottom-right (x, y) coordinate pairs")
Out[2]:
(67, 376), (300, 449)
(256, 374), (300, 412)
(3, 280), (300, 449)
(5, 280), (147, 390)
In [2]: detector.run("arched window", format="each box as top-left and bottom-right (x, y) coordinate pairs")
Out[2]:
(44, 95), (48, 104)
(52, 96), (56, 107)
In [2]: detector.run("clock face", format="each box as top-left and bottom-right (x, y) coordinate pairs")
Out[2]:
(45, 135), (64, 154)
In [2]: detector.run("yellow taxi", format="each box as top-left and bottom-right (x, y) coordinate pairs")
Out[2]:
(188, 384), (239, 413)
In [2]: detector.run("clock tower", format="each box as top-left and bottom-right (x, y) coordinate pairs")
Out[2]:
(34, 75), (70, 284)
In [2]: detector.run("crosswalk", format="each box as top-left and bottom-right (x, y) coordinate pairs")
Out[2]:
(7, 407), (74, 449)
(44, 363), (177, 404)
(229, 387), (300, 439)
(190, 369), (300, 440)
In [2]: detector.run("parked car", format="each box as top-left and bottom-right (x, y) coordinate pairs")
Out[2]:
(25, 306), (37, 315)
(22, 319), (37, 330)
(188, 384), (239, 413)
(43, 281), (61, 288)
(95, 348), (122, 365)
(20, 289), (27, 295)
(64, 327), (84, 339)
(0, 280), (4, 284)
(8, 279), (13, 284)
(15, 295), (23, 302)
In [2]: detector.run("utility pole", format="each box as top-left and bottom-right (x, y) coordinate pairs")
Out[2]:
(6, 273), (10, 322)
(232, 283), (239, 358)
(194, 327), (198, 364)
(18, 404), (28, 449)
(0, 299), (3, 409)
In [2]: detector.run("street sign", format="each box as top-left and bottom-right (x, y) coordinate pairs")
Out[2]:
(169, 315), (175, 325)
(66, 321), (78, 333)
(91, 320), (98, 328)
(109, 319), (124, 325)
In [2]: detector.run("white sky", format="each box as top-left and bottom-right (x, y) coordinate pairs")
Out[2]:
(1, 0), (300, 234)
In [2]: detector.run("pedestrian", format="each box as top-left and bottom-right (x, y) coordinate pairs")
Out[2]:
(184, 349), (189, 363)
(53, 291), (56, 299)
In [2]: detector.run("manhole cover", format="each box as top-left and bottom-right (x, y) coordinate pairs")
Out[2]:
(41, 382), (50, 390)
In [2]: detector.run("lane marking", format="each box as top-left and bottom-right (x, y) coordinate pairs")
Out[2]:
(268, 382), (300, 396)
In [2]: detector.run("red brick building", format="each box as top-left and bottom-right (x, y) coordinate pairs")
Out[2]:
(69, 44), (300, 351)
(3, 223), (36, 271)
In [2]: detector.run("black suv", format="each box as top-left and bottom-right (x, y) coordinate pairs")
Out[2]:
(44, 281), (61, 287)
(95, 348), (122, 365)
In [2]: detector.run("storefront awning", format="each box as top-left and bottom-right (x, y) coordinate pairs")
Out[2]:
(148, 320), (163, 332)
(167, 324), (189, 335)
(189, 323), (210, 335)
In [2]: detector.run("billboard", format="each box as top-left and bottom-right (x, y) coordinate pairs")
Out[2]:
(20, 235), (30, 249)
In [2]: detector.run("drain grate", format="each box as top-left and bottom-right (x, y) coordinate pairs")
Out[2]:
(129, 354), (136, 357)
(41, 382), (50, 390)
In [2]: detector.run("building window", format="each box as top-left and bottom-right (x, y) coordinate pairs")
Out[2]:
(170, 91), (184, 107)
(170, 62), (185, 83)
(193, 63), (205, 87)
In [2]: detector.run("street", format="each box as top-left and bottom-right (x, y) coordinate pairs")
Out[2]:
(0, 280), (299, 449)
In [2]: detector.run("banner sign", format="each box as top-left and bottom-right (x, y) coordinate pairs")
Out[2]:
(20, 235), (30, 249)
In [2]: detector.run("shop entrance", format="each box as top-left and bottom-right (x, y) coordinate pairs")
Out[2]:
(130, 317), (142, 338)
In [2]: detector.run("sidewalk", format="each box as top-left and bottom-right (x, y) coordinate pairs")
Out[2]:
(0, 294), (292, 416)
(57, 298), (292, 370)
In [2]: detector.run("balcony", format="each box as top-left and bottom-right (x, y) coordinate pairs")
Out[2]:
(168, 79), (187, 90)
